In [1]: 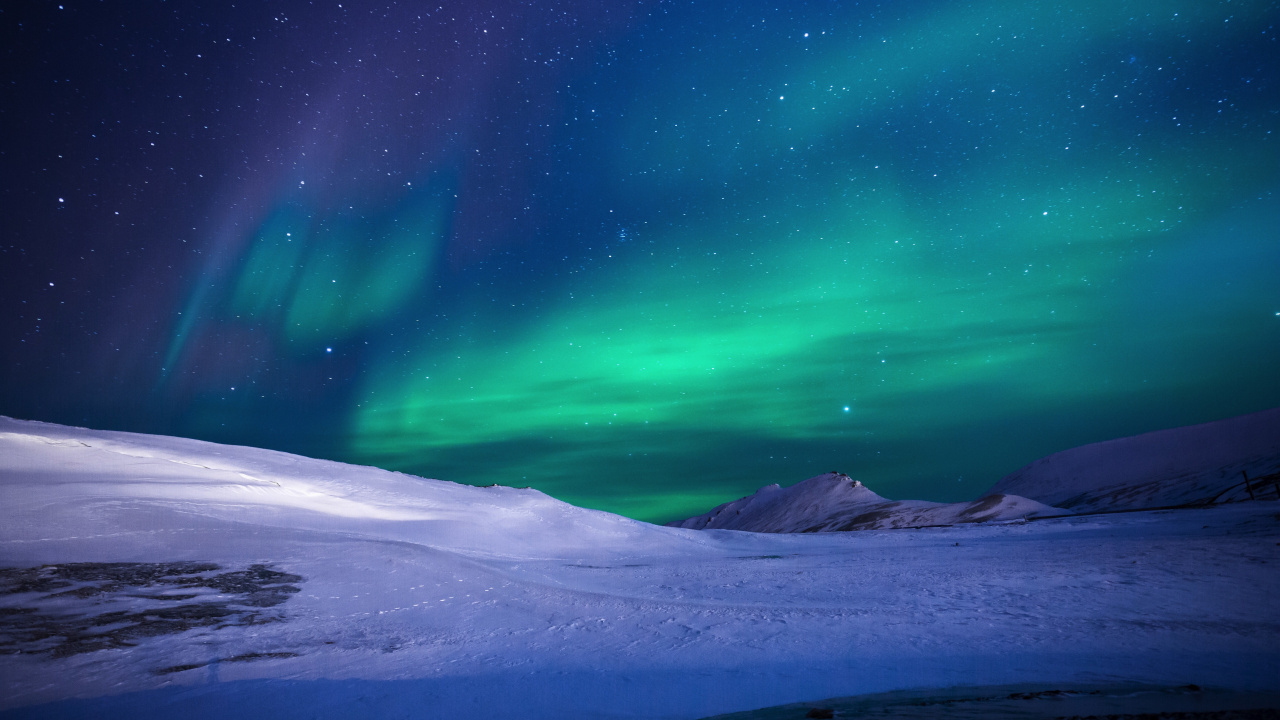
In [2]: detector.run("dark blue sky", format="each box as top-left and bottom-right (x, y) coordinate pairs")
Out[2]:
(4, 1), (1279, 521)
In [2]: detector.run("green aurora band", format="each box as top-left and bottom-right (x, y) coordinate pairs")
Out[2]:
(210, 0), (1280, 521)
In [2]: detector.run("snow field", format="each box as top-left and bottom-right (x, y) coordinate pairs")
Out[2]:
(1, 417), (1278, 718)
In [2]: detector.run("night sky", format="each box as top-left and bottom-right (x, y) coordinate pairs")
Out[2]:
(3, 1), (1279, 523)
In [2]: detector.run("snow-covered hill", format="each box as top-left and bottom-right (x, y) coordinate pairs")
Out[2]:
(986, 406), (1280, 513)
(1, 416), (1278, 719)
(668, 472), (1059, 533)
(0, 415), (683, 562)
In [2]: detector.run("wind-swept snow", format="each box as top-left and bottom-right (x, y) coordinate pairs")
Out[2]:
(1, 416), (1278, 719)
(987, 406), (1280, 513)
(669, 472), (1059, 533)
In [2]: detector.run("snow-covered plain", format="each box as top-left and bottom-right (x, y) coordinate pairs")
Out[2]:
(1, 415), (1278, 719)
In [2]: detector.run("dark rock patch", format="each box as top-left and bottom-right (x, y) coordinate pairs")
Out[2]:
(959, 494), (1006, 518)
(226, 651), (299, 662)
(833, 509), (895, 531)
(0, 562), (303, 657)
(154, 662), (207, 675)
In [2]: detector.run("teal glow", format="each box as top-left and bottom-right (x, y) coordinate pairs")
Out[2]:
(230, 200), (445, 349)
(68, 0), (1268, 524)
(341, 0), (1280, 521)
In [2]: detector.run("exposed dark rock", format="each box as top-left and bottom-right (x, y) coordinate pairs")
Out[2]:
(154, 663), (206, 675)
(959, 494), (1005, 518)
(0, 562), (304, 657)
(226, 651), (300, 662)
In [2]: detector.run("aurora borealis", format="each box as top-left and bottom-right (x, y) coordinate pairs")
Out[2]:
(4, 1), (1279, 522)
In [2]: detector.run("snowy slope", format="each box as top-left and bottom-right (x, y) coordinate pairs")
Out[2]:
(669, 472), (1060, 532)
(1, 416), (1278, 719)
(0, 416), (697, 561)
(986, 406), (1280, 513)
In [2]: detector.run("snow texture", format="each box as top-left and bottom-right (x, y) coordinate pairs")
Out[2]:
(668, 472), (1059, 533)
(1, 415), (1278, 719)
(988, 406), (1280, 513)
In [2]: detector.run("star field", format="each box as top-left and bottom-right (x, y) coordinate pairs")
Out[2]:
(3, 1), (1279, 521)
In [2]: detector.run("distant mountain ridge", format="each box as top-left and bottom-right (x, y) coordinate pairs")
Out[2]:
(667, 472), (1058, 533)
(672, 407), (1280, 533)
(986, 406), (1280, 513)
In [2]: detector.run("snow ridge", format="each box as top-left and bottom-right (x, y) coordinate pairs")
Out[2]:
(0, 415), (691, 562)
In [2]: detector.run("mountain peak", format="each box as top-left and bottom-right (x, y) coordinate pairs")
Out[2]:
(668, 472), (1053, 533)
